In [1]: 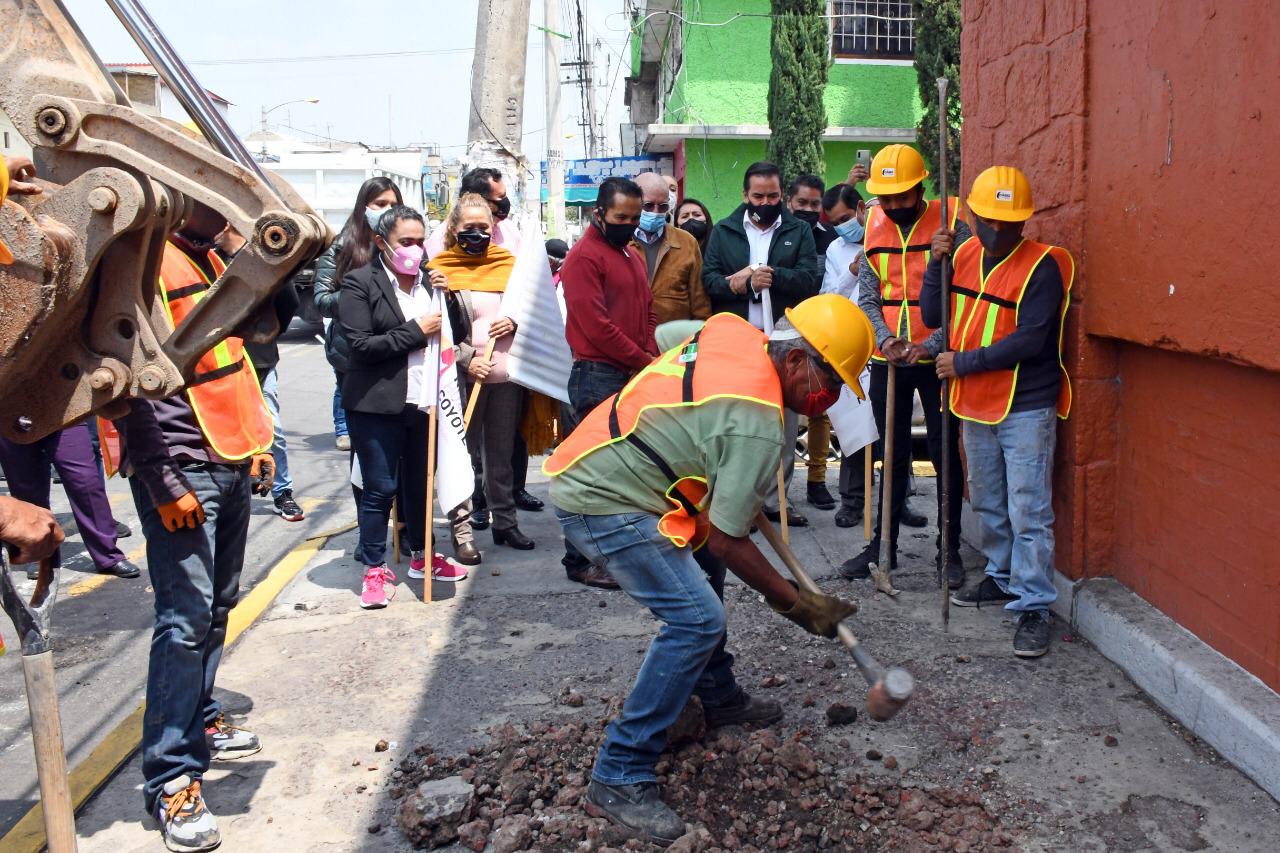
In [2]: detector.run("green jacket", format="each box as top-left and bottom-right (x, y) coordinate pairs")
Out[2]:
(701, 204), (820, 323)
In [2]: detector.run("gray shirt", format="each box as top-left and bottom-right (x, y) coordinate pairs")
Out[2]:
(857, 218), (972, 357)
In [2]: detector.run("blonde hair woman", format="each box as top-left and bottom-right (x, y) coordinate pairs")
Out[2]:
(427, 194), (535, 551)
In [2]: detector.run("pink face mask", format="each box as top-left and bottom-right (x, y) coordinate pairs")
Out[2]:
(384, 241), (425, 276)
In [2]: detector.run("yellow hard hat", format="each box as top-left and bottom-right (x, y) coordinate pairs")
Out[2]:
(785, 294), (875, 400)
(967, 165), (1034, 222)
(865, 144), (929, 195)
(0, 154), (12, 265)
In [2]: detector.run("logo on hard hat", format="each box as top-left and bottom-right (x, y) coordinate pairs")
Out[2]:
(881, 167), (896, 177)
(995, 189), (1014, 201)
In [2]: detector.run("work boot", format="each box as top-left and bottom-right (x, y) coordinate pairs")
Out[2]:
(950, 576), (1017, 608)
(806, 482), (836, 510)
(839, 543), (894, 580)
(585, 780), (686, 846)
(154, 775), (220, 852)
(763, 506), (809, 527)
(514, 488), (544, 511)
(1013, 610), (1051, 658)
(703, 688), (784, 729)
(567, 563), (620, 590)
(901, 501), (927, 528)
(493, 526), (536, 550)
(205, 714), (261, 760)
(834, 503), (862, 529)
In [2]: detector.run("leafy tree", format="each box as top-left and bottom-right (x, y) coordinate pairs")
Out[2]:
(914, 0), (962, 193)
(767, 0), (829, 185)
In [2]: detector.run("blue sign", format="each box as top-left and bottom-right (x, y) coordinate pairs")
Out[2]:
(540, 155), (669, 204)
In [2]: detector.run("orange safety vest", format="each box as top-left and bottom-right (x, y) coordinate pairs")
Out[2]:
(100, 243), (273, 475)
(544, 313), (783, 549)
(946, 237), (1074, 425)
(863, 197), (959, 362)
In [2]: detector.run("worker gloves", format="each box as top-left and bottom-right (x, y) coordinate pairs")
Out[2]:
(772, 582), (858, 639)
(157, 491), (205, 533)
(249, 454), (275, 497)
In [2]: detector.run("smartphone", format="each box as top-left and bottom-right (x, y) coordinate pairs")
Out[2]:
(856, 149), (871, 170)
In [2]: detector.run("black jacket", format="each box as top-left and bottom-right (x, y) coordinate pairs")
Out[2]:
(313, 239), (353, 372)
(701, 205), (820, 323)
(338, 260), (430, 415)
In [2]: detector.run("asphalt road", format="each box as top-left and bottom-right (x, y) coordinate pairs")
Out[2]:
(0, 322), (350, 836)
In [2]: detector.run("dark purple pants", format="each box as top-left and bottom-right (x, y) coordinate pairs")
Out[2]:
(0, 422), (125, 571)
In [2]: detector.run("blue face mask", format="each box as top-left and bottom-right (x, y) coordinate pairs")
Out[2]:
(365, 206), (385, 232)
(638, 209), (666, 235)
(834, 216), (865, 244)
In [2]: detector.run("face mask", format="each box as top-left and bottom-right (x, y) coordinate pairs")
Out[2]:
(382, 240), (424, 276)
(883, 203), (920, 229)
(799, 361), (840, 417)
(365, 206), (386, 232)
(456, 228), (491, 256)
(792, 209), (819, 226)
(638, 209), (666, 235)
(493, 196), (512, 220)
(747, 200), (783, 228)
(668, 189), (678, 211)
(596, 212), (635, 249)
(834, 216), (865, 244)
(975, 217), (1023, 257)
(679, 218), (708, 240)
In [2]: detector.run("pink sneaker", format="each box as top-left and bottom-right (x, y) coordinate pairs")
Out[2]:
(407, 550), (427, 580)
(431, 554), (469, 582)
(359, 564), (396, 609)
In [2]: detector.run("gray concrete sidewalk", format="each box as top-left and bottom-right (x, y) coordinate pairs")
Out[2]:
(71, 474), (1280, 852)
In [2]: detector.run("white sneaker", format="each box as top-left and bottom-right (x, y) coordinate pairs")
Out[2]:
(335, 435), (351, 451)
(205, 714), (261, 760)
(155, 775), (220, 852)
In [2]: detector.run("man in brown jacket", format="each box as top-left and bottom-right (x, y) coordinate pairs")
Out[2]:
(631, 172), (712, 324)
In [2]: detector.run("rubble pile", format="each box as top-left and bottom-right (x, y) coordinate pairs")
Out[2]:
(393, 712), (1016, 851)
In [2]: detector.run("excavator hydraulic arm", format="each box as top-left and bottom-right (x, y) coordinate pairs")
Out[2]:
(0, 0), (330, 443)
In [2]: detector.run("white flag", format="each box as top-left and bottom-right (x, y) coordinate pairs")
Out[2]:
(419, 288), (475, 516)
(827, 368), (879, 455)
(500, 221), (573, 403)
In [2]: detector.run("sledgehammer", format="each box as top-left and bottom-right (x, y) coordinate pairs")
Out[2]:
(754, 512), (915, 721)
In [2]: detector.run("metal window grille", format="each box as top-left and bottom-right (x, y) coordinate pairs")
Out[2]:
(832, 0), (915, 60)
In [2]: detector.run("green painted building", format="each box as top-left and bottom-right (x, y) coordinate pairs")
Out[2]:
(624, 0), (923, 219)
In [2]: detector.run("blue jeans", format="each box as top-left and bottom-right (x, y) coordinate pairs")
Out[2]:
(962, 407), (1058, 612)
(129, 462), (251, 812)
(332, 373), (348, 439)
(557, 509), (735, 786)
(258, 367), (293, 498)
(346, 406), (429, 566)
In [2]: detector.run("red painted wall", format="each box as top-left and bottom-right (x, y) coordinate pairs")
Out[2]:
(962, 0), (1280, 689)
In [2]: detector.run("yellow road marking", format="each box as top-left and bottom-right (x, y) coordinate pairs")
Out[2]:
(0, 536), (328, 853)
(65, 544), (147, 598)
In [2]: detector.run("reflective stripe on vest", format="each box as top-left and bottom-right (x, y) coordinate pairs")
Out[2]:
(947, 238), (1074, 425)
(863, 197), (958, 362)
(157, 243), (273, 460)
(544, 313), (783, 548)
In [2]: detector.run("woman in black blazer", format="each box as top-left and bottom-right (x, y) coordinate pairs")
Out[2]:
(339, 205), (476, 609)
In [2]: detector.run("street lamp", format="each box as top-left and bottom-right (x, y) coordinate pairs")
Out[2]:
(259, 97), (320, 157)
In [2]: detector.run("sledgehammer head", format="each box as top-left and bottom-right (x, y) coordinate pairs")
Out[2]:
(865, 667), (915, 722)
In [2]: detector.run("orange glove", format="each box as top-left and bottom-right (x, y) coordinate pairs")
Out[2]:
(157, 491), (205, 532)
(249, 454), (275, 496)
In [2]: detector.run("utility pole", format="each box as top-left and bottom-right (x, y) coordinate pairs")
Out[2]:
(583, 37), (600, 156)
(544, 0), (565, 239)
(467, 0), (532, 217)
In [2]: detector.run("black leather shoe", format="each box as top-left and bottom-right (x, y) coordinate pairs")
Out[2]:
(453, 540), (482, 566)
(585, 780), (685, 846)
(470, 507), (490, 530)
(763, 506), (809, 527)
(901, 502), (928, 528)
(567, 563), (621, 590)
(704, 689), (784, 728)
(513, 489), (544, 511)
(492, 526), (535, 550)
(834, 504), (862, 528)
(839, 543), (894, 580)
(114, 520), (132, 539)
(940, 550), (966, 590)
(806, 482), (836, 510)
(99, 559), (141, 579)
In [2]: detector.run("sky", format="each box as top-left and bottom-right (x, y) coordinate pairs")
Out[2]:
(60, 0), (634, 165)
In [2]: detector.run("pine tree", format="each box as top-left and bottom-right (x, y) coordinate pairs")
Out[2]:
(914, 0), (962, 192)
(766, 0), (829, 185)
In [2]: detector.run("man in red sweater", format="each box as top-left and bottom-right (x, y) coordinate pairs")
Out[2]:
(558, 176), (656, 588)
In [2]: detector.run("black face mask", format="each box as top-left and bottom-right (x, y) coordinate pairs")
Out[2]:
(595, 213), (635, 249)
(456, 228), (491, 256)
(791, 209), (820, 226)
(975, 218), (1023, 257)
(746, 200), (783, 228)
(883, 203), (921, 229)
(493, 196), (512, 220)
(679, 219), (709, 240)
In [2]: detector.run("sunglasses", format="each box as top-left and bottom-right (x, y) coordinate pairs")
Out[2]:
(641, 201), (671, 213)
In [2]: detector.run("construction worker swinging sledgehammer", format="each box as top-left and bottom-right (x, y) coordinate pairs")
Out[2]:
(544, 294), (873, 845)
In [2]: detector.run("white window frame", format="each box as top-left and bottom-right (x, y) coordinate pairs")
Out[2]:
(828, 0), (916, 64)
